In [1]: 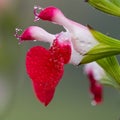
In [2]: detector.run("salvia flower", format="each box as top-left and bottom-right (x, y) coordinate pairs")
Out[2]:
(15, 25), (85, 106)
(15, 5), (120, 106)
(84, 62), (104, 105)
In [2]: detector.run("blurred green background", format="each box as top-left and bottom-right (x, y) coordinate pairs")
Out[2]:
(0, 0), (120, 120)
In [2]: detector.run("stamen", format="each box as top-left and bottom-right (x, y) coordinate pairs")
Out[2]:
(14, 28), (22, 44)
(34, 5), (43, 22)
(14, 28), (22, 39)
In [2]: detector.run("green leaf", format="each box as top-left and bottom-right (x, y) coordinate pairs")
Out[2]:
(100, 75), (120, 90)
(97, 56), (120, 85)
(81, 44), (120, 64)
(88, 26), (120, 46)
(109, 0), (120, 7)
(86, 0), (120, 16)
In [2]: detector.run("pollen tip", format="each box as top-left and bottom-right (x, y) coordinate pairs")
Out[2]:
(33, 5), (43, 22)
(34, 16), (40, 22)
(18, 39), (23, 44)
(14, 28), (22, 42)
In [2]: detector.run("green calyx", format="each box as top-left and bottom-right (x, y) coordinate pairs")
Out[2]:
(86, 0), (120, 17)
(81, 27), (120, 64)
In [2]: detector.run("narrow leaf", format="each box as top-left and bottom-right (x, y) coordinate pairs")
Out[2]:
(97, 56), (120, 85)
(86, 0), (120, 16)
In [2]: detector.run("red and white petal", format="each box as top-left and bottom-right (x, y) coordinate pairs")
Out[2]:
(50, 34), (71, 64)
(26, 46), (64, 89)
(34, 6), (61, 22)
(84, 62), (103, 105)
(15, 26), (55, 43)
(26, 46), (65, 105)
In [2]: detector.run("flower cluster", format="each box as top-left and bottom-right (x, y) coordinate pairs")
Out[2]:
(15, 5), (120, 106)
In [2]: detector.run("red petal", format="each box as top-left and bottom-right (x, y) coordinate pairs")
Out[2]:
(20, 27), (34, 41)
(90, 83), (102, 105)
(26, 46), (64, 105)
(50, 39), (71, 64)
(33, 81), (55, 106)
(88, 71), (103, 105)
(38, 6), (58, 21)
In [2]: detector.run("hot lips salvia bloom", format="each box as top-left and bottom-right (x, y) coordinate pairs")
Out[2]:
(15, 27), (82, 106)
(84, 62), (105, 105)
(15, 6), (108, 106)
(26, 36), (70, 106)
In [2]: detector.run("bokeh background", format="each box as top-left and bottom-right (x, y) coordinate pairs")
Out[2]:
(0, 0), (120, 120)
